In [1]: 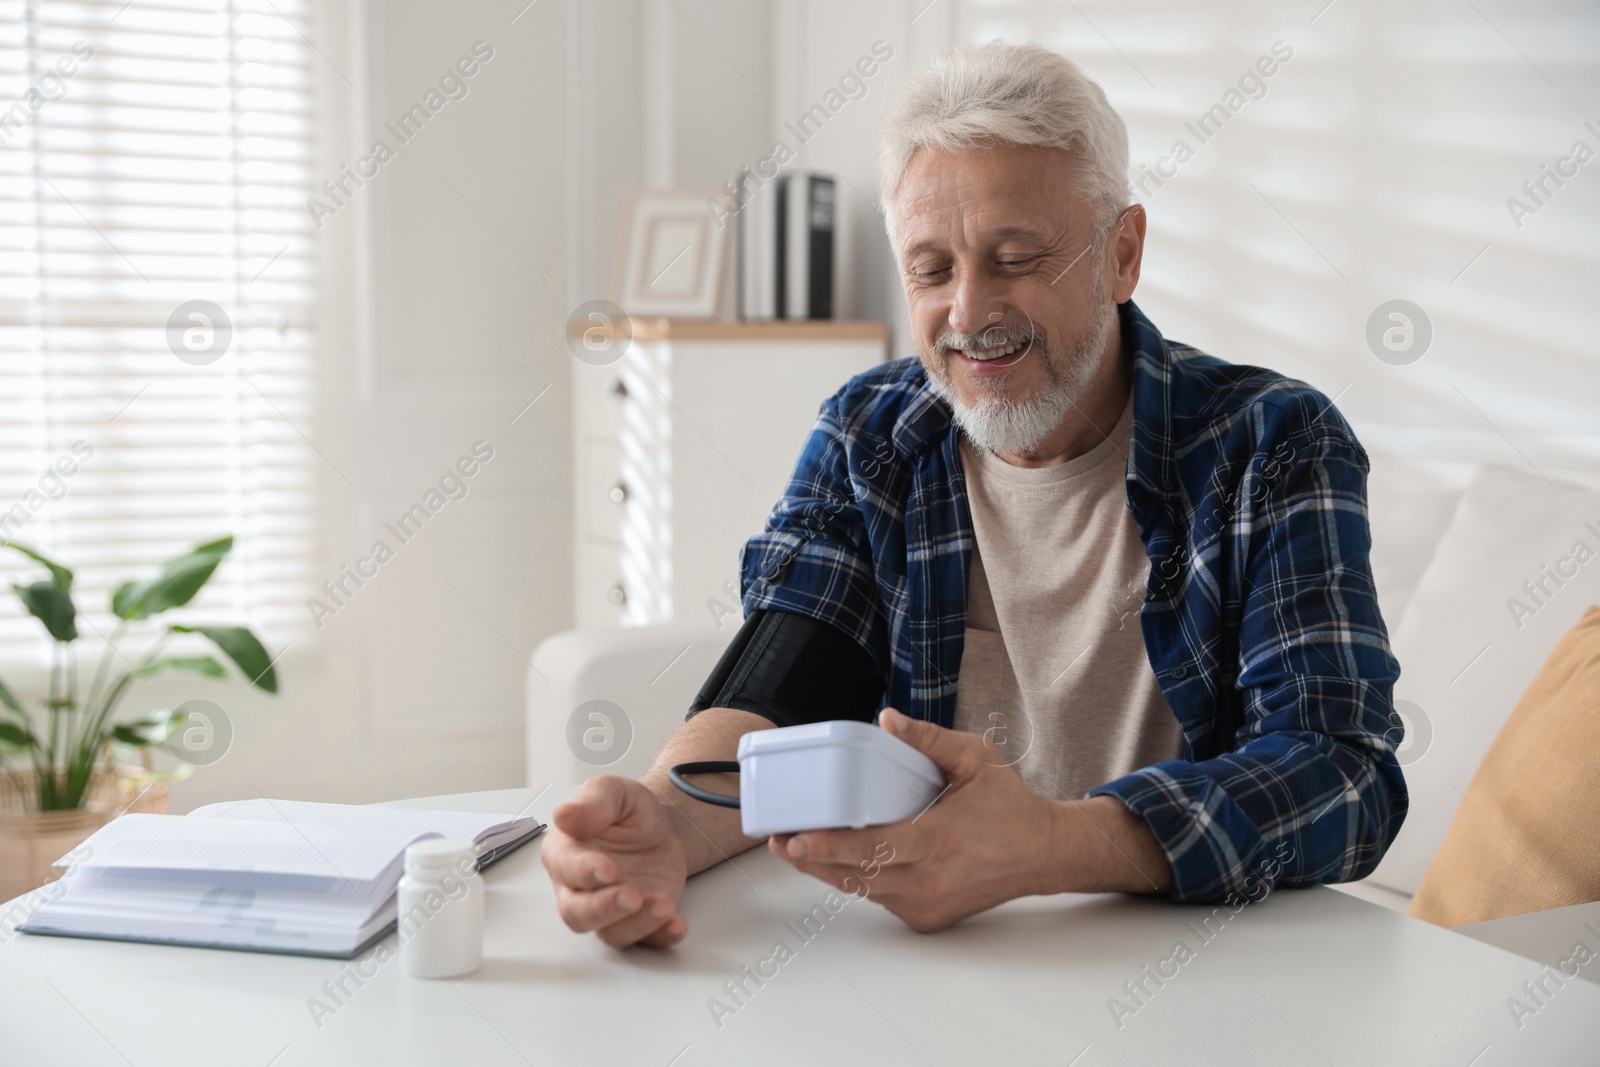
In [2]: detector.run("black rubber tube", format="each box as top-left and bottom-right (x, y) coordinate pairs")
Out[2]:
(667, 760), (741, 808)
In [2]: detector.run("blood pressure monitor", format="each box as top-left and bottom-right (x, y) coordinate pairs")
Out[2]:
(669, 720), (946, 837)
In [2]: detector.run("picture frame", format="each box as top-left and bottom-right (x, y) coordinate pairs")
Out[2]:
(612, 188), (731, 318)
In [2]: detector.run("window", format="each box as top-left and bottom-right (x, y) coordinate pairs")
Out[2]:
(0, 0), (316, 656)
(953, 0), (1596, 465)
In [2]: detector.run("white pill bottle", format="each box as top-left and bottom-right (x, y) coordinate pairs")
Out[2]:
(398, 838), (484, 978)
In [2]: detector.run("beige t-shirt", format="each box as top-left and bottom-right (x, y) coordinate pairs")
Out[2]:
(952, 398), (1185, 801)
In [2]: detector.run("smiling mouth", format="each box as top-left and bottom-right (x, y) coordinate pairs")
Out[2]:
(950, 336), (1031, 370)
(964, 339), (1027, 361)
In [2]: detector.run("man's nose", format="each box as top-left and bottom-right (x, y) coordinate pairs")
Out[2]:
(947, 271), (1008, 340)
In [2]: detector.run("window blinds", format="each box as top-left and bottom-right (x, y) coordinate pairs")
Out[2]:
(953, 0), (1598, 463)
(0, 0), (317, 657)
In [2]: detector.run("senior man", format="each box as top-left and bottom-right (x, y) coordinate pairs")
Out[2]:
(542, 41), (1405, 948)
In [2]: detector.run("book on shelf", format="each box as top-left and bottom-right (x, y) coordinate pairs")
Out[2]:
(737, 169), (774, 320)
(739, 169), (835, 321)
(17, 798), (544, 959)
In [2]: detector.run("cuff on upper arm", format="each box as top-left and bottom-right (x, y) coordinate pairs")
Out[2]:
(688, 610), (883, 728)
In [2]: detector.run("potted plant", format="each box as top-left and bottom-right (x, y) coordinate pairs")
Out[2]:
(0, 536), (278, 898)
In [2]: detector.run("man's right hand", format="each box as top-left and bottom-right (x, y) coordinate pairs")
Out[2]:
(541, 775), (689, 948)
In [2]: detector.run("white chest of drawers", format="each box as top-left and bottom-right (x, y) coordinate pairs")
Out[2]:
(571, 319), (888, 628)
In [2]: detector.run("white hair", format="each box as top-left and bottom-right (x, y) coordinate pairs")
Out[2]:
(877, 41), (1129, 239)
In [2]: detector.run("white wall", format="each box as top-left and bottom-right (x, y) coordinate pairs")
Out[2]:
(769, 0), (1600, 484)
(766, 0), (925, 339)
(163, 0), (581, 810)
(139, 0), (569, 809)
(159, 0), (778, 811)
(108, 0), (1600, 812)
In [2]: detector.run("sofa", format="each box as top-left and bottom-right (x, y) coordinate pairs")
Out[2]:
(527, 454), (1600, 913)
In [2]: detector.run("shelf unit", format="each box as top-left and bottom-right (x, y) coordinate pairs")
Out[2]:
(571, 319), (889, 628)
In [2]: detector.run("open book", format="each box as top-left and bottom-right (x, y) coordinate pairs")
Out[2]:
(18, 798), (544, 959)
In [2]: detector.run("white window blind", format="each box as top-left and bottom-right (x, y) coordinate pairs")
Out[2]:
(953, 0), (1599, 466)
(0, 0), (316, 657)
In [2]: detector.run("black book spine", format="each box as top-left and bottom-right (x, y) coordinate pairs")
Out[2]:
(807, 176), (834, 319)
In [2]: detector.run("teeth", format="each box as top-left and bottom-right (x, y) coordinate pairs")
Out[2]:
(967, 340), (1024, 361)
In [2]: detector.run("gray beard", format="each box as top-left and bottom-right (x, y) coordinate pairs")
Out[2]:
(928, 296), (1117, 455)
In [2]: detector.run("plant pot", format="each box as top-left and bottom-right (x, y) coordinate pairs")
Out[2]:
(0, 766), (168, 901)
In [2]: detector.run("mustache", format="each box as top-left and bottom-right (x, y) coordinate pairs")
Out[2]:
(935, 322), (1042, 354)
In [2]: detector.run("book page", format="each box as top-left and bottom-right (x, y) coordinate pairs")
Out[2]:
(188, 798), (535, 847)
(41, 867), (382, 928)
(68, 812), (431, 887)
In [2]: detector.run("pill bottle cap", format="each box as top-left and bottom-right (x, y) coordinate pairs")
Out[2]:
(405, 838), (477, 877)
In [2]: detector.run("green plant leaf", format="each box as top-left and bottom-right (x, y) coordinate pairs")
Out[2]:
(2, 541), (73, 596)
(111, 535), (233, 621)
(0, 719), (35, 750)
(170, 624), (277, 693)
(13, 580), (77, 641)
(5, 542), (77, 642)
(0, 672), (22, 715)
(111, 708), (184, 747)
(109, 724), (151, 746)
(137, 656), (228, 681)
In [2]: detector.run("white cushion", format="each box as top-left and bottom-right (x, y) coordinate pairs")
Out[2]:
(526, 622), (733, 788)
(1362, 454), (1468, 623)
(1367, 464), (1600, 896)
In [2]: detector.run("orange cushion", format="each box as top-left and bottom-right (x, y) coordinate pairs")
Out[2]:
(1410, 605), (1600, 926)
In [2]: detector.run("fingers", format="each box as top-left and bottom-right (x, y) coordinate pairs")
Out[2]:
(555, 884), (683, 948)
(878, 707), (979, 777)
(543, 776), (686, 949)
(551, 775), (633, 839)
(597, 895), (684, 949)
(638, 913), (689, 947)
(554, 883), (644, 933)
(770, 835), (895, 884)
(541, 836), (618, 891)
(766, 845), (884, 899)
(774, 827), (902, 868)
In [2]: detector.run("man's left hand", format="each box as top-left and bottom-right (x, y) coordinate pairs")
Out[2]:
(769, 707), (1146, 932)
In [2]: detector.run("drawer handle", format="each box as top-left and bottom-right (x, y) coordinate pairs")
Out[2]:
(607, 582), (627, 606)
(608, 481), (629, 504)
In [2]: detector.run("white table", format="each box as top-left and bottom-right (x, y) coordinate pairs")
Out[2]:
(2, 786), (1596, 1066)
(1456, 900), (1600, 989)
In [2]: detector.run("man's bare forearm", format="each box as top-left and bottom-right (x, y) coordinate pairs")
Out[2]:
(1044, 795), (1173, 895)
(641, 707), (776, 876)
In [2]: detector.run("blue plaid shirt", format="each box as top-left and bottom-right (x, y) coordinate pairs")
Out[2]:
(738, 300), (1406, 903)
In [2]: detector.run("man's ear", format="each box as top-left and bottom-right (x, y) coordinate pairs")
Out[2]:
(1107, 204), (1146, 304)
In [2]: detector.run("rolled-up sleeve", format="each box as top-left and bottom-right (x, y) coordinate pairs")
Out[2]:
(739, 395), (887, 670)
(1092, 420), (1407, 903)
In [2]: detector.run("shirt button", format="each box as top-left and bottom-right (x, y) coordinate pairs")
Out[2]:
(1171, 664), (1188, 679)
